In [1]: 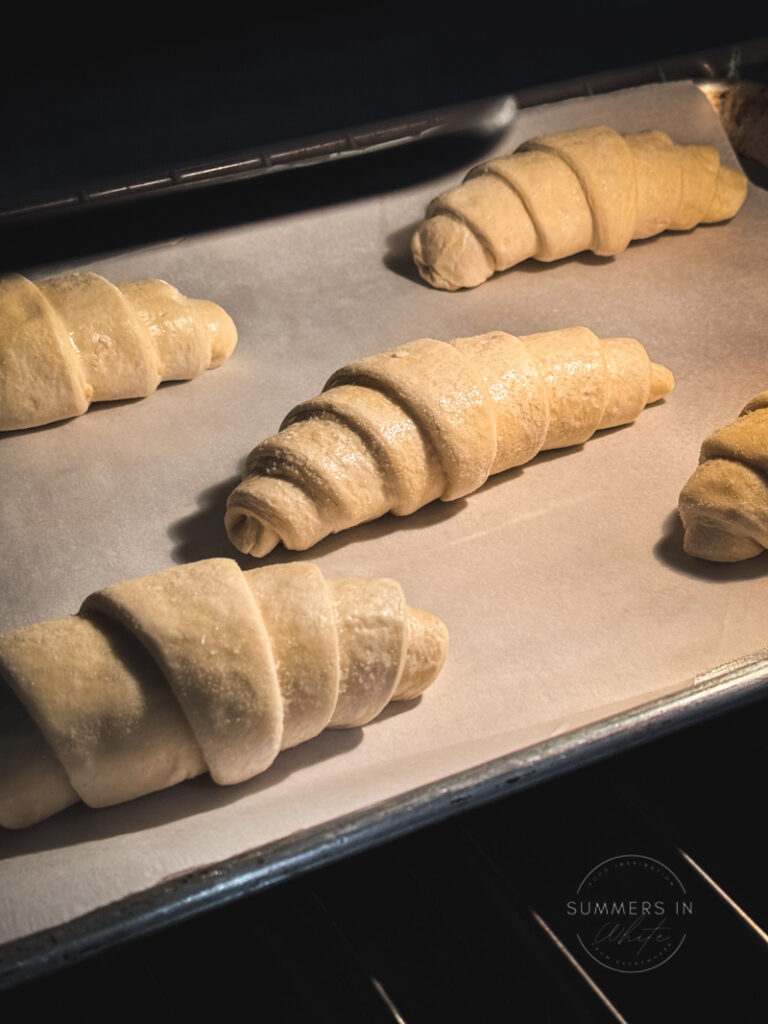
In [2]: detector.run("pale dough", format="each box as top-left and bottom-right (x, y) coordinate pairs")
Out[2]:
(411, 125), (748, 290)
(0, 272), (237, 430)
(0, 559), (448, 828)
(225, 327), (674, 557)
(679, 392), (768, 561)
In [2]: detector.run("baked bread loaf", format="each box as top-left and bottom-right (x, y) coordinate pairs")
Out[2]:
(0, 559), (448, 828)
(679, 392), (768, 561)
(226, 326), (674, 557)
(411, 125), (748, 290)
(0, 271), (237, 430)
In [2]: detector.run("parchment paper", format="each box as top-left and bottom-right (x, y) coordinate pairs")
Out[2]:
(1, 81), (767, 946)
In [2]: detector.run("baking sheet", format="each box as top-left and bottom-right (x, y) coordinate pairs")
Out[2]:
(1, 80), (767, 952)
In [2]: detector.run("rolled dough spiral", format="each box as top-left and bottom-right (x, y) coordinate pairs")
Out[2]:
(679, 392), (768, 561)
(0, 271), (237, 430)
(226, 326), (674, 557)
(411, 126), (748, 290)
(0, 559), (448, 828)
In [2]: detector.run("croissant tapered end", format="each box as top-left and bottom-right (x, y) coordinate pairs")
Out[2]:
(701, 165), (749, 224)
(739, 390), (768, 417)
(0, 559), (448, 828)
(191, 298), (238, 368)
(412, 125), (748, 290)
(411, 214), (494, 292)
(224, 507), (282, 559)
(395, 609), (451, 701)
(0, 272), (237, 431)
(679, 462), (768, 561)
(678, 396), (768, 561)
(649, 363), (675, 404)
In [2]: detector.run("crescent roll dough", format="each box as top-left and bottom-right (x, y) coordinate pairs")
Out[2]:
(411, 126), (748, 290)
(0, 271), (237, 430)
(0, 559), (448, 828)
(679, 392), (768, 561)
(225, 327), (674, 557)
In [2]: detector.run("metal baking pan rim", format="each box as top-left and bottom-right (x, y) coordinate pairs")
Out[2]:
(1, 35), (766, 225)
(0, 94), (517, 224)
(2, 645), (767, 991)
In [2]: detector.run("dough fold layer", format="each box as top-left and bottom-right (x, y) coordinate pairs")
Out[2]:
(411, 126), (748, 290)
(0, 272), (237, 430)
(226, 327), (674, 557)
(679, 392), (768, 561)
(0, 559), (448, 828)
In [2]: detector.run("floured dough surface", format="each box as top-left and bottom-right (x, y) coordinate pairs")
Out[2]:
(226, 327), (675, 558)
(411, 125), (748, 290)
(84, 560), (282, 786)
(0, 559), (449, 828)
(679, 392), (768, 561)
(0, 272), (237, 430)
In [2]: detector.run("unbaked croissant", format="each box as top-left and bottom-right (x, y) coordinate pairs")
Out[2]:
(0, 559), (448, 828)
(226, 326), (674, 557)
(678, 392), (768, 561)
(411, 126), (748, 290)
(0, 271), (237, 430)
